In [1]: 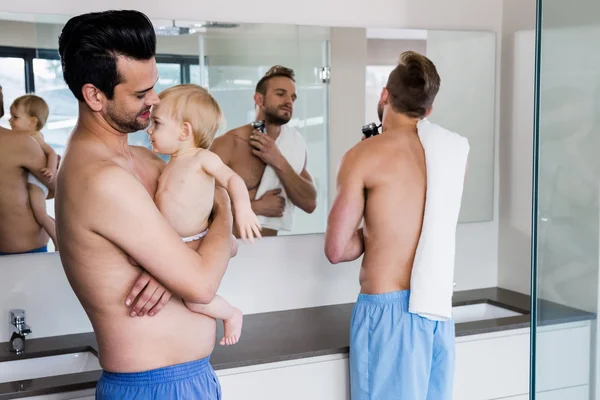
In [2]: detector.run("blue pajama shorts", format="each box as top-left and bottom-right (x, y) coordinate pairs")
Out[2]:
(96, 356), (221, 399)
(350, 290), (455, 400)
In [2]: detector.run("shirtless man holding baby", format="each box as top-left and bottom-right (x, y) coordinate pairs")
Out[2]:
(55, 10), (234, 399)
(0, 86), (53, 255)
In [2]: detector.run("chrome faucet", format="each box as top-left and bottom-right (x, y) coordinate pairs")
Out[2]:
(9, 309), (32, 353)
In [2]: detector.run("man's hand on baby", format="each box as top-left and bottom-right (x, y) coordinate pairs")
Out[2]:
(41, 168), (55, 182)
(213, 187), (232, 216)
(236, 208), (262, 244)
(125, 270), (172, 317)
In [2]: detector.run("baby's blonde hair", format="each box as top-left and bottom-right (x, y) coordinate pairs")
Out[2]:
(158, 84), (222, 149)
(12, 94), (49, 131)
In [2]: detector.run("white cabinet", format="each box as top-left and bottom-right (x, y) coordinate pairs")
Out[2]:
(216, 354), (350, 400)
(16, 321), (592, 400)
(454, 321), (591, 400)
(503, 385), (589, 400)
(217, 322), (591, 400)
(454, 328), (530, 399)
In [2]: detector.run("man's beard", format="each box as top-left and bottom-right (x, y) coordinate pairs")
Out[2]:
(0, 98), (4, 120)
(106, 102), (150, 133)
(377, 103), (383, 123)
(264, 105), (291, 126)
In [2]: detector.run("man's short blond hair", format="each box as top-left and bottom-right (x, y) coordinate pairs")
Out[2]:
(158, 84), (223, 149)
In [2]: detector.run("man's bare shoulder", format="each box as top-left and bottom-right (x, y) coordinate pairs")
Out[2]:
(130, 145), (160, 160)
(82, 163), (147, 208)
(4, 130), (44, 158)
(130, 145), (166, 171)
(0, 129), (32, 144)
(215, 126), (251, 147)
(358, 134), (405, 160)
(337, 143), (368, 184)
(227, 125), (251, 139)
(211, 126), (250, 164)
(342, 138), (376, 168)
(340, 136), (397, 184)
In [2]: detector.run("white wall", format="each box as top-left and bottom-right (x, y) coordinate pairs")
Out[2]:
(366, 38), (427, 66)
(0, 235), (362, 343)
(328, 27), (367, 209)
(1, 0), (502, 31)
(0, 20), (38, 47)
(0, 0), (505, 342)
(425, 30), (497, 223)
(497, 0), (537, 295)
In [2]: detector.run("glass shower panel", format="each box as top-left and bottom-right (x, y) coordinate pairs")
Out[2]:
(532, 0), (600, 398)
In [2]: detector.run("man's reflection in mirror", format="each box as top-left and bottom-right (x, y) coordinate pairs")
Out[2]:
(0, 84), (56, 255)
(211, 66), (317, 237)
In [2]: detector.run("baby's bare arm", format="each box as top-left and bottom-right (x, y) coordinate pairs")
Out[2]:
(199, 150), (261, 241)
(31, 133), (58, 172)
(199, 151), (252, 213)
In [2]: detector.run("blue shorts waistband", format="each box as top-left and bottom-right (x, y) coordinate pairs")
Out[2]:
(0, 245), (47, 256)
(356, 290), (410, 306)
(100, 356), (212, 385)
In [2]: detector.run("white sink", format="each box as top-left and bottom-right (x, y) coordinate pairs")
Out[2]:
(452, 303), (524, 324)
(0, 351), (101, 383)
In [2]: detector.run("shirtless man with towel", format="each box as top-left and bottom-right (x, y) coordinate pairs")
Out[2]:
(211, 66), (317, 237)
(325, 51), (469, 400)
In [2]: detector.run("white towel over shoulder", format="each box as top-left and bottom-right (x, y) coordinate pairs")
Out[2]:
(408, 119), (470, 321)
(254, 125), (307, 232)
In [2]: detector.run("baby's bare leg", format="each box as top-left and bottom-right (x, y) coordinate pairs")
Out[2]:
(185, 295), (243, 346)
(28, 184), (57, 249)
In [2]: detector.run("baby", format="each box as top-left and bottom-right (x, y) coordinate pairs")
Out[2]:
(148, 84), (261, 345)
(9, 95), (58, 249)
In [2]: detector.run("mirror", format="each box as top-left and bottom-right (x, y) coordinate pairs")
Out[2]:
(0, 12), (496, 256)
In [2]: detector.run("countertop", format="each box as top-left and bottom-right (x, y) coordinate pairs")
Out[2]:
(0, 287), (594, 399)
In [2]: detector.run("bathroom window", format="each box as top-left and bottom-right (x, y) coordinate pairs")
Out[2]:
(33, 58), (77, 156)
(0, 57), (26, 129)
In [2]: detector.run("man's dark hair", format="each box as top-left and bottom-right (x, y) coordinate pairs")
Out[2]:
(255, 65), (295, 96)
(58, 10), (156, 102)
(386, 51), (440, 118)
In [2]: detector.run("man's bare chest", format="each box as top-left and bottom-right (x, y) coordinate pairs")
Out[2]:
(229, 150), (267, 191)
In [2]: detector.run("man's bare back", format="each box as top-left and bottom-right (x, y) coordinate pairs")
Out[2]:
(56, 130), (219, 372)
(327, 51), (460, 400)
(0, 127), (51, 253)
(326, 128), (426, 294)
(359, 131), (426, 293)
